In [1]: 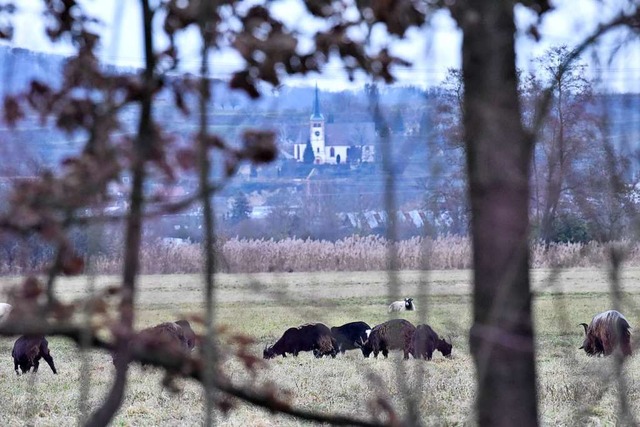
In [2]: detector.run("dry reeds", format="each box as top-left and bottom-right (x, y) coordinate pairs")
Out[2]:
(3, 237), (640, 275)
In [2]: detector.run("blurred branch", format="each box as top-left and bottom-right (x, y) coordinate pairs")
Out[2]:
(85, 0), (157, 424)
(0, 320), (387, 427)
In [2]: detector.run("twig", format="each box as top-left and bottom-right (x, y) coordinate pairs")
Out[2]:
(0, 320), (387, 427)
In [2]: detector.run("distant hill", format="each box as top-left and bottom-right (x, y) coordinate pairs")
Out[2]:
(0, 45), (67, 96)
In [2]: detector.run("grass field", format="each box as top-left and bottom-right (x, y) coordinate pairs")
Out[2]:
(2, 268), (640, 426)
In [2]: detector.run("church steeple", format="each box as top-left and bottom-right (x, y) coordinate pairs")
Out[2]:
(309, 83), (326, 163)
(311, 83), (324, 120)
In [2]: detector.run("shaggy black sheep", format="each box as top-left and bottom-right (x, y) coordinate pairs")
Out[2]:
(12, 335), (57, 375)
(263, 323), (337, 359)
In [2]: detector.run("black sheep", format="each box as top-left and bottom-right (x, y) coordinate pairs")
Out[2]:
(263, 323), (337, 359)
(331, 321), (371, 354)
(12, 335), (57, 375)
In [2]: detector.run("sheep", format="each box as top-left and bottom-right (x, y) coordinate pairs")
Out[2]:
(412, 324), (452, 360)
(579, 310), (632, 357)
(263, 323), (337, 359)
(137, 320), (196, 352)
(12, 335), (58, 375)
(361, 319), (416, 359)
(388, 298), (415, 313)
(312, 334), (338, 358)
(112, 319), (196, 367)
(330, 321), (371, 354)
(0, 302), (12, 323)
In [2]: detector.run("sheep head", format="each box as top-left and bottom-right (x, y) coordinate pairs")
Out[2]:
(262, 345), (276, 359)
(437, 338), (452, 358)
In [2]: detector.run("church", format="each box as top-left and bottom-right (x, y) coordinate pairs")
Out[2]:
(292, 86), (376, 165)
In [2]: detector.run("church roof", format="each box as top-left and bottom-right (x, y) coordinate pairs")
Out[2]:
(310, 84), (324, 121)
(324, 122), (376, 146)
(291, 122), (376, 147)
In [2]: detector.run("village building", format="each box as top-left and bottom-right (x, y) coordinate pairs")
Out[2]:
(292, 86), (376, 164)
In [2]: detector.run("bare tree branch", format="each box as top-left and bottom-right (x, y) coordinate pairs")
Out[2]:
(0, 320), (387, 427)
(530, 10), (640, 143)
(85, 0), (156, 424)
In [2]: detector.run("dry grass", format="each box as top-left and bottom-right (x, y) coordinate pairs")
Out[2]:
(1, 268), (640, 425)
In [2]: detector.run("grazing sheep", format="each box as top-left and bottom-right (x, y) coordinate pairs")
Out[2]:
(412, 324), (452, 360)
(138, 320), (196, 352)
(263, 323), (337, 359)
(388, 298), (415, 313)
(331, 321), (371, 354)
(312, 334), (337, 358)
(361, 319), (416, 359)
(12, 335), (57, 375)
(112, 319), (196, 367)
(0, 302), (12, 323)
(579, 310), (632, 357)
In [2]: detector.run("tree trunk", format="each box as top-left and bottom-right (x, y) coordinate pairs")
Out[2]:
(456, 2), (539, 426)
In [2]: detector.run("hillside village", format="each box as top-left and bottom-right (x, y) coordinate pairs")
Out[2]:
(0, 45), (445, 241)
(1, 46), (640, 243)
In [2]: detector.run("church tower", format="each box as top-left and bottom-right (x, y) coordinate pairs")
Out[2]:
(309, 84), (326, 163)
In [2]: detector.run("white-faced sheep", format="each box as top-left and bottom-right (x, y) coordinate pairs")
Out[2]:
(0, 302), (12, 323)
(388, 298), (415, 313)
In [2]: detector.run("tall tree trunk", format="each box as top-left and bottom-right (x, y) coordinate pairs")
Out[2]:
(86, 1), (155, 425)
(455, 2), (539, 426)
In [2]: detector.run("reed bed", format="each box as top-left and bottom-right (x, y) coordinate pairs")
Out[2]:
(4, 236), (640, 275)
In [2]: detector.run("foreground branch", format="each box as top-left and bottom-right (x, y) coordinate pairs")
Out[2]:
(0, 320), (387, 427)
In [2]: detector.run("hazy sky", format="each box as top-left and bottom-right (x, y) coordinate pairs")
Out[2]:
(4, 0), (640, 91)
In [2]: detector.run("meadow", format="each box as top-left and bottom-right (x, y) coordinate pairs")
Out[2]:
(1, 268), (640, 426)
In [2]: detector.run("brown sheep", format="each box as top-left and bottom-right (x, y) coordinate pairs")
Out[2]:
(137, 320), (196, 352)
(12, 335), (57, 375)
(579, 310), (632, 357)
(412, 324), (452, 360)
(313, 334), (337, 358)
(361, 319), (416, 359)
(112, 320), (196, 367)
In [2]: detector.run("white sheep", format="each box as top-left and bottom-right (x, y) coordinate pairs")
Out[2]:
(0, 303), (13, 323)
(388, 298), (415, 313)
